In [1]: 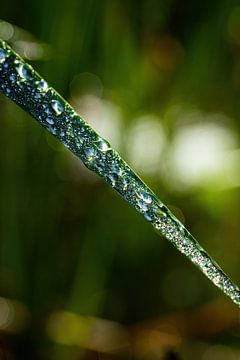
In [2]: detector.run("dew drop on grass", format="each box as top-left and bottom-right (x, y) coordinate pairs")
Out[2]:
(48, 125), (57, 135)
(36, 80), (48, 93)
(137, 200), (149, 213)
(50, 100), (64, 115)
(95, 138), (111, 152)
(136, 189), (152, 204)
(9, 74), (16, 82)
(122, 177), (130, 190)
(15, 62), (31, 79)
(144, 212), (152, 221)
(84, 146), (97, 160)
(107, 173), (118, 187)
(111, 164), (122, 176)
(46, 117), (55, 125)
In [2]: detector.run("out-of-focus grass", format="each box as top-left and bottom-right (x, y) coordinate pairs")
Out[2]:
(0, 0), (240, 359)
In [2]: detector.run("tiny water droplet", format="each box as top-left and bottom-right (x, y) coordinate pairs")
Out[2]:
(107, 174), (118, 187)
(50, 100), (64, 116)
(9, 74), (16, 81)
(75, 137), (82, 147)
(122, 176), (130, 190)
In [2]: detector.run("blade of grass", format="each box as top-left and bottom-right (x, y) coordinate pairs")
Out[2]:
(0, 39), (239, 306)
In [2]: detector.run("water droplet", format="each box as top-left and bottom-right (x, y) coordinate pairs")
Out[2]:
(111, 164), (122, 176)
(46, 117), (55, 125)
(136, 189), (152, 204)
(144, 212), (152, 222)
(95, 138), (111, 152)
(34, 93), (41, 100)
(15, 62), (31, 79)
(50, 100), (64, 116)
(135, 188), (153, 213)
(151, 203), (167, 218)
(84, 147), (97, 160)
(75, 137), (83, 148)
(36, 80), (48, 92)
(137, 200), (149, 213)
(66, 126), (75, 139)
(107, 174), (118, 187)
(0, 48), (7, 64)
(9, 74), (16, 82)
(62, 140), (70, 149)
(44, 107), (52, 116)
(48, 125), (57, 135)
(122, 176), (130, 190)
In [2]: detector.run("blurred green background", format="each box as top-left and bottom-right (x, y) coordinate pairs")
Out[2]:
(0, 0), (240, 359)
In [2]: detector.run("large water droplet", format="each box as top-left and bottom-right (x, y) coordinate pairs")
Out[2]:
(84, 147), (97, 160)
(144, 212), (153, 222)
(36, 80), (48, 93)
(136, 189), (152, 204)
(0, 48), (7, 64)
(15, 62), (31, 79)
(137, 200), (149, 213)
(46, 117), (55, 125)
(95, 138), (111, 152)
(50, 100), (64, 115)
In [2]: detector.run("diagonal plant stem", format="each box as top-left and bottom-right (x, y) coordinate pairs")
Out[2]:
(0, 39), (239, 306)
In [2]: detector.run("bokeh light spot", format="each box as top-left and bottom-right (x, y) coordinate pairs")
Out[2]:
(125, 115), (166, 176)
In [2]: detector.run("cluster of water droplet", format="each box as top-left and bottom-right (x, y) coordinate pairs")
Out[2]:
(0, 39), (240, 305)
